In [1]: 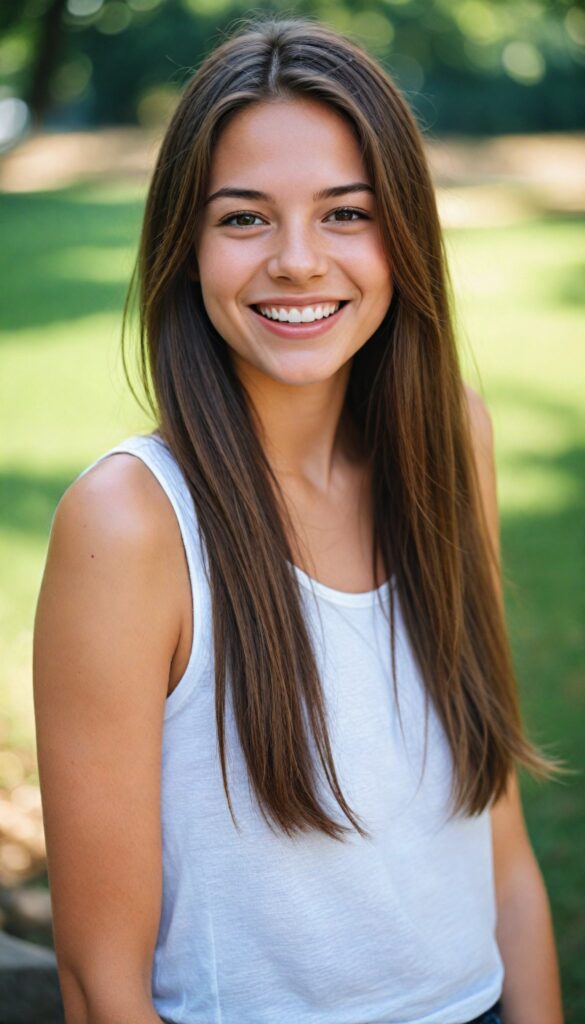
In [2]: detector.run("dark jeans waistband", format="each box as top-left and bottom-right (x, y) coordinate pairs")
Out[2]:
(163, 1000), (504, 1024)
(463, 998), (503, 1024)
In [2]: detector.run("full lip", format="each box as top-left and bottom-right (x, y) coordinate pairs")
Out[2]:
(247, 299), (350, 337)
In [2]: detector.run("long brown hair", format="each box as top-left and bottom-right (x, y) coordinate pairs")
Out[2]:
(122, 14), (559, 840)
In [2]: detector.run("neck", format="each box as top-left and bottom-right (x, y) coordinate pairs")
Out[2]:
(232, 355), (363, 493)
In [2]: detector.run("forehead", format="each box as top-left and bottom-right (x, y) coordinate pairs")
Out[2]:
(207, 98), (367, 193)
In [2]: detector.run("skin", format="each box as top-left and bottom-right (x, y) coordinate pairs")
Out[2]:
(33, 99), (563, 1022)
(195, 102), (392, 464)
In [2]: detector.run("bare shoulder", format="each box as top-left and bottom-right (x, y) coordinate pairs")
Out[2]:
(55, 451), (180, 558)
(37, 447), (188, 720)
(46, 449), (190, 692)
(38, 452), (192, 716)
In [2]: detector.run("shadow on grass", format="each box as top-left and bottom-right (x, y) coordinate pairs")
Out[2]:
(0, 186), (144, 336)
(554, 259), (585, 309)
(0, 468), (78, 536)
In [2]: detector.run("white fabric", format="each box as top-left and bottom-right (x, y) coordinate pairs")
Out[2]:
(78, 432), (504, 1024)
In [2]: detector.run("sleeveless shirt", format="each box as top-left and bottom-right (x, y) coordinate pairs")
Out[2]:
(77, 432), (504, 1024)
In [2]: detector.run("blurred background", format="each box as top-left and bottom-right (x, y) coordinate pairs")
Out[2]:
(0, 0), (583, 1018)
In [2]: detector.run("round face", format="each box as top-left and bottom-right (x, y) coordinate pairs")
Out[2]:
(194, 97), (393, 389)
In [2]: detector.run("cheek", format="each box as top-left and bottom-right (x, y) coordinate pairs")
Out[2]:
(197, 238), (253, 298)
(340, 233), (392, 292)
(195, 243), (249, 346)
(363, 223), (392, 280)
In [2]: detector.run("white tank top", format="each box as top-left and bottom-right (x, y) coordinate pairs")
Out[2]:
(79, 432), (504, 1024)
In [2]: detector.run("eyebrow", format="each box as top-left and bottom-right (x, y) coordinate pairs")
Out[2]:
(204, 182), (374, 206)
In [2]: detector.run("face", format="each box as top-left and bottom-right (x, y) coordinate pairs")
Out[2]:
(194, 97), (393, 389)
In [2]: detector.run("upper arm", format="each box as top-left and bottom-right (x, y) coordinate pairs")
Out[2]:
(463, 387), (537, 885)
(33, 455), (183, 1015)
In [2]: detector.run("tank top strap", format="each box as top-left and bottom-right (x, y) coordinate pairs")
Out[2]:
(74, 432), (211, 717)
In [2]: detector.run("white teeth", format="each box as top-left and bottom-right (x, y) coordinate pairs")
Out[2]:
(256, 302), (342, 322)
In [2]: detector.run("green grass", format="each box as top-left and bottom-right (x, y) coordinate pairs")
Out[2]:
(0, 181), (583, 1015)
(0, 182), (153, 747)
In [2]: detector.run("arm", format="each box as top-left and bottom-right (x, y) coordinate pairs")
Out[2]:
(491, 772), (563, 1024)
(33, 454), (188, 1024)
(465, 386), (564, 1024)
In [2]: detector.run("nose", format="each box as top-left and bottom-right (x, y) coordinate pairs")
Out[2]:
(267, 219), (328, 283)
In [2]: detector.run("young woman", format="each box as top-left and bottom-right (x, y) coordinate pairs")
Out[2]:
(33, 16), (564, 1024)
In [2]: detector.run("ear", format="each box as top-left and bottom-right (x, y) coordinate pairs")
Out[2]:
(187, 262), (199, 282)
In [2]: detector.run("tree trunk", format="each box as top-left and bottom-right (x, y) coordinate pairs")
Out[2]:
(26, 0), (69, 127)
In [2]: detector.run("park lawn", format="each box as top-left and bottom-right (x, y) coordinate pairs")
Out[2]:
(0, 181), (583, 1016)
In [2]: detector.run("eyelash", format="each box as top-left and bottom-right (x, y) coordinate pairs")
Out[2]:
(218, 207), (371, 228)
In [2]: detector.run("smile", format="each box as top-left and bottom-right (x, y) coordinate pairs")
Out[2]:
(253, 301), (346, 323)
(248, 301), (349, 337)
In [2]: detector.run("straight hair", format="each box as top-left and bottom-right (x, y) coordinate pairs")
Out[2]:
(122, 14), (561, 841)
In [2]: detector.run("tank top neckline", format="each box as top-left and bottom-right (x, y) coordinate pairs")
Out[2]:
(288, 561), (394, 607)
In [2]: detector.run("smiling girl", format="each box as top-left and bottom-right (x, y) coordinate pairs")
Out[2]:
(33, 16), (563, 1024)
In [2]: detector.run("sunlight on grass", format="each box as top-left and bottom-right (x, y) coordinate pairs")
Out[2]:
(1, 315), (151, 468)
(499, 465), (579, 513)
(50, 246), (137, 283)
(66, 181), (148, 205)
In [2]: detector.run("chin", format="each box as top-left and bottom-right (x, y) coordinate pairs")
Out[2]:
(264, 352), (346, 387)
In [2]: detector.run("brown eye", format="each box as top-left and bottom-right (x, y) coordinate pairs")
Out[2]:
(327, 207), (370, 222)
(220, 212), (265, 227)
